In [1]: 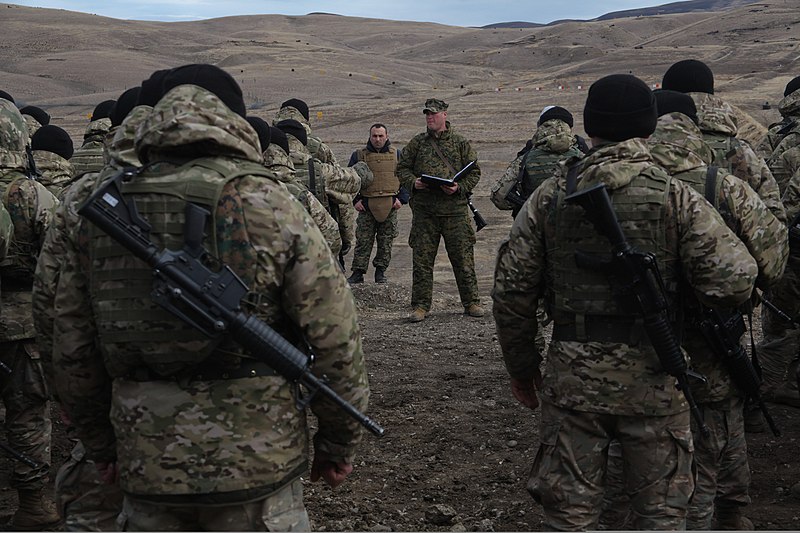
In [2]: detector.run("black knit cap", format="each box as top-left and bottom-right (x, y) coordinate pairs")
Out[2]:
(538, 106), (573, 128)
(653, 89), (698, 124)
(276, 119), (307, 146)
(91, 99), (116, 121)
(281, 98), (309, 121)
(785, 76), (800, 97)
(20, 105), (51, 126)
(269, 126), (290, 155)
(583, 74), (657, 142)
(161, 64), (247, 118)
(31, 125), (74, 160)
(662, 59), (714, 95)
(137, 68), (172, 107)
(110, 87), (141, 127)
(246, 116), (271, 152)
(0, 90), (14, 103)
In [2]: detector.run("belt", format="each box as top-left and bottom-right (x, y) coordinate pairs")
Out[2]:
(126, 357), (279, 382)
(552, 316), (646, 344)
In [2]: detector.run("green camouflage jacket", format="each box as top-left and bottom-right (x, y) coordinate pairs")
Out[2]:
(51, 85), (369, 501)
(649, 112), (788, 402)
(263, 143), (342, 256)
(33, 149), (73, 196)
(397, 122), (481, 216)
(691, 92), (786, 223)
(766, 90), (800, 194)
(70, 117), (111, 178)
(493, 138), (758, 416)
(103, 105), (152, 171)
(0, 99), (58, 342)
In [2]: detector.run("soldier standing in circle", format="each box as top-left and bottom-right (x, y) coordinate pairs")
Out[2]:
(493, 74), (759, 530)
(70, 99), (115, 179)
(50, 64), (370, 531)
(397, 98), (483, 323)
(346, 123), (408, 285)
(0, 96), (61, 531)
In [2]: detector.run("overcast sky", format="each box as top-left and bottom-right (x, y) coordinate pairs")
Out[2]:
(10, 1), (675, 26)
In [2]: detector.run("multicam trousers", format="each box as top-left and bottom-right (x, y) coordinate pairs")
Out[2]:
(528, 401), (694, 531)
(119, 478), (310, 531)
(408, 209), (479, 311)
(351, 207), (399, 273)
(0, 340), (52, 491)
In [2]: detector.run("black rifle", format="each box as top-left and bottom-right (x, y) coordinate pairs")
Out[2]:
(0, 360), (42, 467)
(698, 307), (780, 436)
(504, 184), (527, 209)
(78, 170), (384, 438)
(467, 194), (487, 232)
(26, 145), (41, 181)
(565, 183), (710, 437)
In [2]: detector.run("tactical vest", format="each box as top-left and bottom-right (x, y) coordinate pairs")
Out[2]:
(289, 150), (328, 210)
(549, 168), (676, 342)
(519, 146), (582, 199)
(87, 158), (270, 378)
(357, 148), (399, 197)
(0, 177), (39, 282)
(768, 130), (800, 193)
(702, 132), (739, 174)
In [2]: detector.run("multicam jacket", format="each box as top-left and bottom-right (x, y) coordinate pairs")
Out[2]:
(52, 85), (369, 502)
(649, 112), (788, 403)
(32, 149), (73, 196)
(397, 121), (481, 216)
(690, 92), (786, 223)
(0, 99), (58, 342)
(766, 89), (800, 194)
(493, 138), (758, 416)
(70, 118), (111, 179)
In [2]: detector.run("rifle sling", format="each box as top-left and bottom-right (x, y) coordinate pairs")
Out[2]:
(428, 137), (458, 176)
(704, 166), (719, 205)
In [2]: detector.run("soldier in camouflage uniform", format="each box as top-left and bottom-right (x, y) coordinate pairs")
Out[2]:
(33, 103), (151, 532)
(30, 124), (74, 195)
(346, 123), (408, 285)
(493, 75), (759, 531)
(758, 76), (800, 159)
(50, 65), (370, 531)
(251, 117), (342, 256)
(20, 105), (50, 138)
(490, 106), (584, 218)
(0, 97), (61, 530)
(398, 98), (483, 322)
(70, 99), (115, 179)
(648, 90), (788, 529)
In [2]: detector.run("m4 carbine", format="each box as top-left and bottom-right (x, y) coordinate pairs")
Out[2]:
(466, 193), (487, 232)
(78, 169), (384, 438)
(565, 183), (710, 437)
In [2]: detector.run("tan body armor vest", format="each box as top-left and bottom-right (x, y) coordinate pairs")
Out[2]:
(357, 147), (399, 198)
(87, 158), (270, 378)
(549, 169), (677, 343)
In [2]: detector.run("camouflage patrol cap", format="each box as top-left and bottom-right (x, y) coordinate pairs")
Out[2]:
(423, 98), (448, 114)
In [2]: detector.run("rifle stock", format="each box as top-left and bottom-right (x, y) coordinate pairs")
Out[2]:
(78, 170), (384, 438)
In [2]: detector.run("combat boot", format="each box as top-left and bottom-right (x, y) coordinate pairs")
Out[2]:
(464, 304), (485, 318)
(409, 308), (427, 323)
(10, 489), (62, 531)
(347, 269), (364, 284)
(714, 502), (753, 530)
(374, 268), (387, 283)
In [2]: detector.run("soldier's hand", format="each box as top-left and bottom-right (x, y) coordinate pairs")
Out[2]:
(510, 373), (543, 410)
(311, 451), (353, 489)
(354, 199), (365, 212)
(414, 178), (429, 190)
(95, 461), (119, 485)
(393, 198), (402, 210)
(441, 182), (459, 195)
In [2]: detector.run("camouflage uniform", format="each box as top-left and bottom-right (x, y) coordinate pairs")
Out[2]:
(22, 114), (42, 138)
(348, 140), (407, 277)
(32, 149), (73, 196)
(70, 118), (111, 179)
(33, 107), (152, 532)
(51, 85), (369, 531)
(649, 112), (788, 529)
(397, 113), (482, 313)
(493, 137), (758, 530)
(0, 98), (60, 530)
(765, 88), (800, 193)
(262, 143), (342, 256)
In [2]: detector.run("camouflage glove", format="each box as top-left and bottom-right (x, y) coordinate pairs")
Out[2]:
(352, 161), (375, 191)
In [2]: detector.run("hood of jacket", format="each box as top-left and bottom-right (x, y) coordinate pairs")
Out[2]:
(83, 117), (112, 144)
(648, 112), (713, 174)
(0, 99), (29, 172)
(533, 119), (574, 153)
(105, 105), (152, 169)
(691, 92), (738, 137)
(135, 85), (262, 165)
(779, 88), (800, 119)
(273, 105), (312, 135)
(577, 138), (657, 192)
